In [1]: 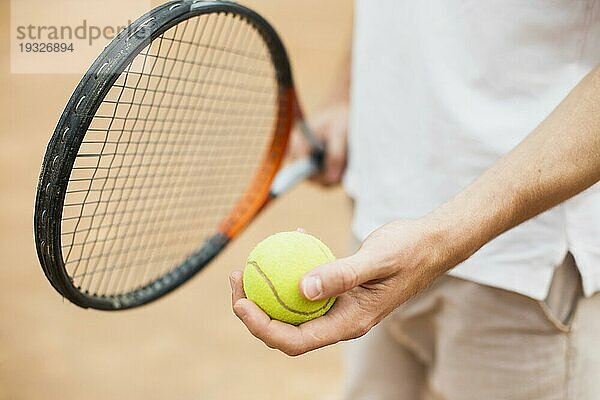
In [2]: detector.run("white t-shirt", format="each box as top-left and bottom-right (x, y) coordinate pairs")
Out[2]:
(345, 0), (600, 299)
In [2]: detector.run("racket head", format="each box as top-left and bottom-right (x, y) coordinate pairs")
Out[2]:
(34, 0), (299, 310)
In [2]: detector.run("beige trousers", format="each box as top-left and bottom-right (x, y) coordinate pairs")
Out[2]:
(342, 253), (600, 400)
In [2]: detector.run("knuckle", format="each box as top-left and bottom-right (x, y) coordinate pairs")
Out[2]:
(353, 318), (373, 338)
(285, 349), (300, 357)
(283, 337), (307, 357)
(260, 329), (277, 346)
(261, 334), (280, 350)
(263, 340), (276, 350)
(382, 263), (396, 276)
(255, 326), (275, 345)
(282, 345), (302, 357)
(339, 263), (360, 291)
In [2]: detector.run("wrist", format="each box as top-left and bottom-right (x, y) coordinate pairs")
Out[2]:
(420, 208), (483, 274)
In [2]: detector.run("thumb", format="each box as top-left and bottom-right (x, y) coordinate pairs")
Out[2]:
(299, 253), (378, 300)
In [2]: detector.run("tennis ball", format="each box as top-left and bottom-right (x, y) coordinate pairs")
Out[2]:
(243, 231), (336, 325)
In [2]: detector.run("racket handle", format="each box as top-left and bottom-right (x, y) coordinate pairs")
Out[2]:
(269, 149), (323, 197)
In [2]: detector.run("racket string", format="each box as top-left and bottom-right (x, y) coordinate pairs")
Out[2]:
(113, 13), (245, 292)
(61, 12), (281, 296)
(94, 19), (202, 294)
(68, 19), (192, 291)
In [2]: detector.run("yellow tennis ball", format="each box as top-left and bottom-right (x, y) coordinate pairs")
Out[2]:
(243, 231), (336, 325)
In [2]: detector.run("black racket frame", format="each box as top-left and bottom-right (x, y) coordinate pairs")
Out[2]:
(34, 0), (294, 310)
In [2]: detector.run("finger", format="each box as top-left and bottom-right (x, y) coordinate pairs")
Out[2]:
(235, 294), (362, 356)
(287, 128), (311, 160)
(229, 270), (245, 304)
(296, 227), (307, 234)
(233, 298), (304, 354)
(323, 124), (346, 184)
(295, 293), (372, 353)
(300, 253), (382, 300)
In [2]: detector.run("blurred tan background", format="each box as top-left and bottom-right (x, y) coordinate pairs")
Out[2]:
(0, 0), (354, 399)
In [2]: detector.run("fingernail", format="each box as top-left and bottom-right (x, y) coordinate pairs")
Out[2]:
(302, 276), (323, 300)
(229, 275), (235, 291)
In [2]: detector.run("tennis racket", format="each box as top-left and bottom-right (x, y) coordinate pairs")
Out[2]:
(34, 0), (324, 310)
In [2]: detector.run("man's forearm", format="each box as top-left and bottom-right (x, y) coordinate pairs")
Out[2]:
(325, 50), (352, 105)
(430, 66), (600, 265)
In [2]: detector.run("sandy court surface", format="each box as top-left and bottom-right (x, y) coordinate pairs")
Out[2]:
(0, 1), (354, 398)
